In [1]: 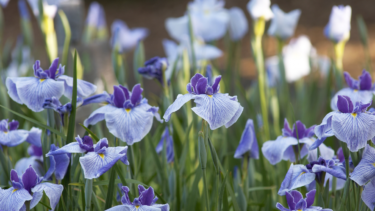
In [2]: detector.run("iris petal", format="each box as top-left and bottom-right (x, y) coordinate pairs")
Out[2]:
(0, 187), (33, 211)
(262, 136), (298, 165)
(84, 105), (117, 127)
(191, 93), (241, 130)
(330, 88), (373, 111)
(47, 142), (86, 156)
(234, 119), (259, 159)
(351, 144), (375, 186)
(0, 130), (29, 147)
(314, 112), (336, 139)
(362, 177), (375, 211)
(32, 183), (63, 211)
(278, 164), (315, 195)
(163, 94), (195, 122)
(57, 75), (97, 99)
(165, 16), (189, 42)
(6, 77), (30, 104)
(15, 157), (44, 177)
(16, 77), (64, 112)
(191, 10), (229, 42)
(25, 127), (42, 147)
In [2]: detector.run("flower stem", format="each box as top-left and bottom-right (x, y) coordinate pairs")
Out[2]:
(25, 201), (30, 211)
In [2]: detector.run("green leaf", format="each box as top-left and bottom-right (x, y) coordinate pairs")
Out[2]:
(79, 123), (100, 142)
(58, 10), (71, 66)
(66, 50), (78, 144)
(0, 105), (65, 138)
(133, 41), (145, 84)
(38, 199), (52, 210)
(218, 171), (228, 211)
(104, 167), (117, 209)
(85, 179), (93, 211)
(178, 121), (193, 175)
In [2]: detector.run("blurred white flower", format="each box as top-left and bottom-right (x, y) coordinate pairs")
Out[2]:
(27, 0), (59, 18)
(0, 0), (9, 7)
(247, 0), (273, 20)
(110, 20), (148, 53)
(228, 7), (248, 41)
(165, 0), (229, 42)
(267, 5), (301, 40)
(324, 5), (352, 43)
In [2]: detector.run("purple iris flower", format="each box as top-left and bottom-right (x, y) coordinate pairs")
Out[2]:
(86, 2), (106, 29)
(0, 166), (63, 211)
(47, 136), (129, 179)
(18, 0), (30, 19)
(276, 189), (332, 211)
(330, 70), (374, 111)
(315, 96), (375, 152)
(278, 157), (346, 195)
(351, 144), (375, 186)
(234, 119), (259, 159)
(163, 73), (243, 130)
(156, 127), (174, 163)
(362, 177), (375, 211)
(138, 57), (168, 84)
(0, 119), (42, 147)
(111, 20), (148, 53)
(6, 58), (97, 112)
(106, 185), (170, 211)
(84, 84), (163, 145)
(262, 119), (334, 165)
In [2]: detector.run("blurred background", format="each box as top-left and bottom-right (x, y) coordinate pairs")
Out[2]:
(2, 0), (375, 90)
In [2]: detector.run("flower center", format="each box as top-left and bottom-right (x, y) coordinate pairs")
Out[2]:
(125, 108), (131, 113)
(40, 79), (46, 82)
(12, 189), (18, 193)
(299, 172), (305, 176)
(135, 205), (140, 209)
(351, 113), (357, 118)
(3, 131), (8, 134)
(353, 89), (358, 92)
(372, 162), (375, 167)
(98, 153), (105, 159)
(207, 95), (213, 98)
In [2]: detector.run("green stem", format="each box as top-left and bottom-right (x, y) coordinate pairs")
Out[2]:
(129, 145), (138, 196)
(25, 200), (30, 211)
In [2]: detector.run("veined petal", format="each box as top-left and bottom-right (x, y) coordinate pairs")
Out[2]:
(80, 146), (128, 179)
(30, 191), (43, 209)
(278, 164), (315, 195)
(192, 93), (241, 130)
(57, 75), (97, 99)
(234, 119), (258, 159)
(303, 138), (334, 162)
(6, 77), (30, 104)
(16, 77), (64, 112)
(276, 203), (290, 211)
(84, 105), (117, 127)
(262, 136), (298, 165)
(165, 16), (189, 42)
(15, 157), (44, 177)
(225, 104), (244, 129)
(105, 106), (154, 145)
(330, 88), (373, 111)
(0, 130), (29, 147)
(50, 147), (70, 180)
(32, 183), (63, 211)
(332, 112), (375, 152)
(312, 165), (346, 180)
(351, 144), (375, 186)
(362, 177), (375, 211)
(25, 127), (42, 147)
(191, 10), (229, 41)
(47, 142), (86, 156)
(163, 94), (195, 122)
(138, 206), (161, 211)
(151, 204), (170, 211)
(105, 205), (133, 211)
(0, 187), (33, 211)
(314, 112), (336, 139)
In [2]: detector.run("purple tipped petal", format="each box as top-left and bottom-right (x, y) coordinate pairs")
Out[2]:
(48, 58), (59, 80)
(292, 121), (306, 139)
(121, 186), (132, 205)
(344, 72), (354, 89)
(11, 170), (19, 183)
(282, 119), (293, 137)
(234, 119), (259, 159)
(337, 147), (345, 162)
(22, 166), (38, 193)
(113, 86), (126, 108)
(190, 73), (204, 93)
(139, 186), (155, 206)
(119, 85), (130, 100)
(295, 198), (307, 210)
(186, 83), (194, 94)
(337, 95), (353, 113)
(211, 75), (222, 93)
(195, 77), (208, 95)
(359, 70), (372, 90)
(305, 189), (316, 207)
(8, 120), (19, 131)
(276, 203), (290, 211)
(130, 84), (143, 106)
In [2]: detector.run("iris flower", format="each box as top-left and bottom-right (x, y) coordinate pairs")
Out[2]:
(0, 119), (42, 147)
(330, 70), (374, 111)
(47, 136), (129, 179)
(314, 96), (375, 152)
(362, 177), (375, 211)
(228, 7), (248, 41)
(267, 5), (301, 40)
(0, 0), (9, 7)
(163, 73), (243, 130)
(84, 1), (107, 42)
(324, 5), (352, 43)
(247, 0), (273, 21)
(84, 84), (163, 145)
(27, 0), (59, 18)
(278, 158), (346, 195)
(138, 57), (168, 84)
(234, 119), (259, 159)
(111, 20), (148, 53)
(262, 119), (334, 165)
(6, 58), (97, 112)
(0, 166), (63, 211)
(276, 189), (332, 211)
(165, 0), (229, 42)
(351, 144), (375, 186)
(156, 127), (174, 163)
(106, 185), (170, 211)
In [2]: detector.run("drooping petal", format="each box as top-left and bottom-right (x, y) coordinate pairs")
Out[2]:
(6, 77), (30, 104)
(163, 94), (195, 122)
(276, 203), (290, 211)
(0, 187), (33, 211)
(79, 146), (128, 179)
(49, 145), (70, 180)
(105, 106), (154, 145)
(57, 75), (97, 99)
(139, 186), (156, 206)
(332, 112), (375, 152)
(25, 127), (42, 147)
(105, 204), (133, 211)
(191, 93), (241, 130)
(312, 164), (346, 180)
(278, 164), (316, 195)
(225, 103), (244, 128)
(287, 190), (303, 210)
(314, 112), (336, 139)
(191, 10), (229, 42)
(305, 189), (316, 208)
(15, 157), (44, 177)
(228, 7), (248, 41)
(303, 138), (334, 162)
(330, 88), (373, 111)
(262, 136), (298, 165)
(350, 144), (375, 186)
(16, 77), (64, 112)
(165, 16), (189, 42)
(234, 119), (259, 159)
(46, 142), (86, 156)
(0, 130), (29, 147)
(362, 177), (375, 211)
(84, 105), (117, 127)
(151, 204), (170, 211)
(32, 183), (63, 210)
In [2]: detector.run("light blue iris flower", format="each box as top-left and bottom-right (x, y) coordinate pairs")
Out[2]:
(0, 0), (9, 7)
(324, 5), (351, 43)
(111, 20), (148, 53)
(106, 185), (170, 211)
(228, 7), (248, 41)
(0, 119), (42, 147)
(0, 166), (63, 211)
(156, 127), (174, 163)
(163, 73), (243, 130)
(83, 84), (162, 145)
(47, 136), (129, 179)
(315, 96), (375, 152)
(27, 0), (59, 18)
(262, 119), (334, 165)
(247, 0), (273, 20)
(267, 5), (301, 40)
(6, 58), (97, 112)
(351, 144), (375, 186)
(362, 177), (375, 211)
(86, 2), (106, 29)
(234, 119), (259, 159)
(165, 0), (229, 42)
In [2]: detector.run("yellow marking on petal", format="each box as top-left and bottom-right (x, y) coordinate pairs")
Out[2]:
(4, 131), (8, 134)
(372, 162), (375, 167)
(135, 205), (140, 209)
(12, 189), (17, 193)
(125, 108), (131, 113)
(354, 89), (358, 92)
(297, 210), (302, 211)
(300, 172), (305, 176)
(351, 113), (357, 118)
(40, 79), (46, 82)
(204, 9), (210, 15)
(98, 153), (105, 159)
(207, 95), (213, 98)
